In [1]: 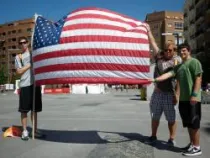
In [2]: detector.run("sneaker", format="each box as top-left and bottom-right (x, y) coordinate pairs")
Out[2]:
(21, 130), (29, 141)
(145, 136), (157, 144)
(182, 147), (202, 156)
(167, 138), (176, 147)
(180, 143), (193, 152)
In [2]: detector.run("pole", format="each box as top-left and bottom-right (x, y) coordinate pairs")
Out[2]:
(31, 14), (39, 140)
(176, 34), (179, 47)
(7, 50), (9, 83)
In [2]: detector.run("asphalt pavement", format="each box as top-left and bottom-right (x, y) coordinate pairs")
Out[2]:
(0, 89), (210, 158)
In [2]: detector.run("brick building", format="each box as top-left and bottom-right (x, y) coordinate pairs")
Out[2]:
(183, 0), (210, 84)
(0, 18), (34, 83)
(145, 11), (184, 50)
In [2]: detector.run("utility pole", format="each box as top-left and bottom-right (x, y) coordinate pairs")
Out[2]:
(7, 50), (10, 83)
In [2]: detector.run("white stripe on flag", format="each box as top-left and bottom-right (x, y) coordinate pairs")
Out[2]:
(64, 18), (147, 32)
(68, 10), (144, 26)
(32, 42), (149, 56)
(33, 56), (150, 69)
(60, 29), (148, 39)
(35, 70), (150, 81)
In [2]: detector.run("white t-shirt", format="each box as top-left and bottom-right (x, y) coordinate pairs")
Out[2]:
(15, 51), (33, 88)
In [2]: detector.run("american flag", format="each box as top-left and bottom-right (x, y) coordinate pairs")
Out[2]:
(32, 7), (151, 85)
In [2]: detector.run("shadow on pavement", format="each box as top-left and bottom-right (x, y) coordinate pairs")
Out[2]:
(129, 94), (147, 101)
(24, 127), (181, 153)
(202, 123), (210, 135)
(27, 128), (109, 144)
(1, 126), (182, 153)
(99, 131), (182, 153)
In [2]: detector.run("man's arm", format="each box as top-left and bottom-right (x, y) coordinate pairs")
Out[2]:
(193, 75), (202, 94)
(145, 24), (159, 56)
(174, 80), (180, 104)
(153, 72), (174, 82)
(190, 75), (202, 105)
(16, 64), (31, 75)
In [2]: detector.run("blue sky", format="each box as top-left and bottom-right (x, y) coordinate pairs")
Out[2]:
(0, 0), (184, 24)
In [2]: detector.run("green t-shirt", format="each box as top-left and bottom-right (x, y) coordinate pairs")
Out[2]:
(171, 58), (203, 101)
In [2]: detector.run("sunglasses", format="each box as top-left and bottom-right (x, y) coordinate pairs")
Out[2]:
(19, 41), (28, 45)
(164, 49), (173, 52)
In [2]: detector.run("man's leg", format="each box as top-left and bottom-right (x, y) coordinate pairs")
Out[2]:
(21, 113), (28, 131)
(182, 102), (202, 156)
(147, 92), (162, 143)
(21, 112), (29, 140)
(188, 128), (193, 143)
(189, 128), (200, 146)
(151, 119), (159, 136)
(168, 121), (177, 140)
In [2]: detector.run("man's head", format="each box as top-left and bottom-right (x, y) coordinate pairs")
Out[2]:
(179, 43), (191, 61)
(18, 37), (29, 52)
(163, 42), (176, 60)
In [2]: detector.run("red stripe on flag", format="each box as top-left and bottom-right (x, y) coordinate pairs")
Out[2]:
(62, 24), (147, 34)
(33, 49), (150, 62)
(60, 35), (148, 44)
(36, 77), (151, 85)
(34, 63), (150, 74)
(66, 14), (140, 27)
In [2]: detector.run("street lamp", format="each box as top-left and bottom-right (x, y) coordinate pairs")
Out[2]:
(162, 32), (183, 47)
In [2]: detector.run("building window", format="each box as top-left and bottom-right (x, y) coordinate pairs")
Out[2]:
(167, 23), (173, 28)
(2, 32), (6, 36)
(174, 22), (183, 30)
(12, 30), (16, 34)
(153, 24), (159, 29)
(27, 28), (32, 32)
(12, 38), (16, 42)
(154, 32), (159, 37)
(12, 46), (16, 49)
(18, 29), (22, 33)
(8, 31), (11, 35)
(8, 23), (14, 26)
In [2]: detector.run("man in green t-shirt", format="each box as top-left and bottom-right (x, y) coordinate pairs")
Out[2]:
(151, 43), (203, 157)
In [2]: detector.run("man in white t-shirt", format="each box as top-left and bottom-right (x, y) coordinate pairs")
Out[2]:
(15, 37), (44, 140)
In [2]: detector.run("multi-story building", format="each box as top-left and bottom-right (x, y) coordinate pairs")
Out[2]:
(183, 0), (210, 85)
(0, 18), (34, 83)
(145, 11), (184, 50)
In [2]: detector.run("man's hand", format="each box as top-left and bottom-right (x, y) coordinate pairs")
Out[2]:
(190, 96), (198, 105)
(145, 23), (151, 33)
(148, 78), (155, 83)
(172, 94), (179, 105)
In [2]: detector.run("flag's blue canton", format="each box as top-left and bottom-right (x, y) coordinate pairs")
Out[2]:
(33, 16), (67, 50)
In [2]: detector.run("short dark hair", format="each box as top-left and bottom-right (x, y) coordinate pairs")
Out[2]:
(18, 36), (28, 43)
(179, 43), (191, 52)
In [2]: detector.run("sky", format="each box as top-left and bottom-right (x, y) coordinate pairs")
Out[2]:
(0, 0), (184, 24)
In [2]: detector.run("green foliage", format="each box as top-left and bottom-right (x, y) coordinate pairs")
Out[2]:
(0, 66), (7, 84)
(11, 73), (21, 84)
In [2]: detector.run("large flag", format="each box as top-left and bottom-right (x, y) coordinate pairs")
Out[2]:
(32, 7), (151, 85)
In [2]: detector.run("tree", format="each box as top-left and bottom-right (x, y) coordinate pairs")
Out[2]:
(0, 66), (7, 84)
(11, 73), (21, 84)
